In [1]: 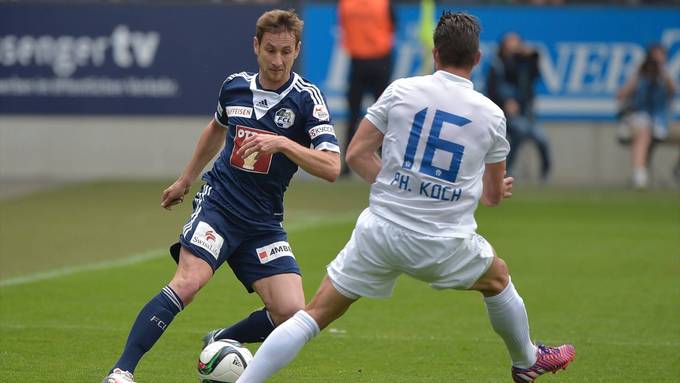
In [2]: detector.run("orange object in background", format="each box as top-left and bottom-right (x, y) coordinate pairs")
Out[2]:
(338, 0), (394, 59)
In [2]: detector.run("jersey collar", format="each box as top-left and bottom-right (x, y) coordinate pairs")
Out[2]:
(253, 72), (296, 93)
(434, 70), (474, 88)
(250, 72), (298, 120)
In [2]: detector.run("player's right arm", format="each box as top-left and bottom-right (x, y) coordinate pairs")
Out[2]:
(346, 118), (384, 183)
(346, 80), (397, 183)
(161, 118), (226, 210)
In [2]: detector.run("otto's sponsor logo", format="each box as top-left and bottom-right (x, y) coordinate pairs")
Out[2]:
(274, 108), (295, 129)
(256, 241), (294, 264)
(308, 124), (336, 140)
(226, 106), (253, 118)
(312, 104), (329, 121)
(190, 221), (224, 260)
(230, 125), (275, 174)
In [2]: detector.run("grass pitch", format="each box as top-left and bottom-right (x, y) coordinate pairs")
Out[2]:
(1, 180), (679, 382)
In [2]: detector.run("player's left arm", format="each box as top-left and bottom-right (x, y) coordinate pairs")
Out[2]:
(237, 135), (340, 182)
(481, 114), (513, 207)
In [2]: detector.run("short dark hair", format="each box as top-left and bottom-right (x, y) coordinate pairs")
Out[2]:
(255, 9), (304, 44)
(433, 11), (480, 68)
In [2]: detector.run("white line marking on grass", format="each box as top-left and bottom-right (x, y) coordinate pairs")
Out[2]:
(0, 250), (164, 288)
(0, 211), (361, 288)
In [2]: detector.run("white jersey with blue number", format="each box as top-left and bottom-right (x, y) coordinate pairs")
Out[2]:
(365, 70), (509, 237)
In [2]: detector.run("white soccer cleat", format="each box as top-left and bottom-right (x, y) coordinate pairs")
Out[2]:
(102, 368), (137, 383)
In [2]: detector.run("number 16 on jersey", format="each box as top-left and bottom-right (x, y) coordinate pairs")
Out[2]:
(402, 108), (469, 183)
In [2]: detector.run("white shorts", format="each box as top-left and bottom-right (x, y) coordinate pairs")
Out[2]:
(624, 111), (669, 140)
(327, 209), (495, 299)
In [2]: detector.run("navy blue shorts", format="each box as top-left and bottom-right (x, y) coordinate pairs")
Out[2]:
(170, 184), (300, 293)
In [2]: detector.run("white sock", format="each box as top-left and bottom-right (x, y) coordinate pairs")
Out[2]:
(237, 310), (320, 383)
(633, 167), (648, 188)
(483, 278), (537, 368)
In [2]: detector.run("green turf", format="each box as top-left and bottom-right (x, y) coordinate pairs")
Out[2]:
(1, 181), (679, 382)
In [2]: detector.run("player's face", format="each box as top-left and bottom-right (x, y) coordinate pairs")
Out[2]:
(254, 31), (300, 90)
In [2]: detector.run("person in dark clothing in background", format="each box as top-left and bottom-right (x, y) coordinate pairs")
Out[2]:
(338, 0), (395, 176)
(487, 32), (551, 181)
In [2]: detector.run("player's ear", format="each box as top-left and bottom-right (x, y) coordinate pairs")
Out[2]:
(432, 47), (440, 69)
(473, 50), (481, 67)
(253, 36), (259, 55)
(294, 41), (301, 59)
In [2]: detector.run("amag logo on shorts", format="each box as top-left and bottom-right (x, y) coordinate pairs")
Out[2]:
(256, 241), (295, 264)
(0, 25), (160, 77)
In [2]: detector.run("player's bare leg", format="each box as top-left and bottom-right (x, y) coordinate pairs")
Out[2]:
(205, 273), (305, 345)
(631, 121), (652, 189)
(305, 276), (356, 329)
(236, 276), (357, 383)
(104, 247), (212, 383)
(253, 273), (305, 325)
(470, 256), (575, 382)
(169, 246), (214, 304)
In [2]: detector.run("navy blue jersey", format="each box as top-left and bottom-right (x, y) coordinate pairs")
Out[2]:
(203, 71), (339, 227)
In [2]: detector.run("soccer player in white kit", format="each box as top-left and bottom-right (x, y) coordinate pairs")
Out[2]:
(237, 12), (575, 383)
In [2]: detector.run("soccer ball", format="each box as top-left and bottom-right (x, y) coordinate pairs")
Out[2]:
(197, 339), (253, 383)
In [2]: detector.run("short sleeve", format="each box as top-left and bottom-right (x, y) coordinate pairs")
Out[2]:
(303, 89), (340, 153)
(485, 116), (510, 163)
(365, 81), (396, 133)
(214, 79), (230, 128)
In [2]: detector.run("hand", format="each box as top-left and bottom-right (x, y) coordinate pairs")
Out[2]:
(502, 176), (514, 199)
(161, 178), (191, 210)
(237, 133), (288, 160)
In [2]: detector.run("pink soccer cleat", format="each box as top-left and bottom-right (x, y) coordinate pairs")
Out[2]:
(511, 343), (575, 382)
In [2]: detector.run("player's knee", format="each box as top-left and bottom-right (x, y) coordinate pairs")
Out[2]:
(487, 257), (510, 294)
(169, 275), (203, 305)
(472, 256), (510, 296)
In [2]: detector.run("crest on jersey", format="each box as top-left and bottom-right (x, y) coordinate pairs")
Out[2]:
(274, 108), (295, 129)
(312, 104), (329, 121)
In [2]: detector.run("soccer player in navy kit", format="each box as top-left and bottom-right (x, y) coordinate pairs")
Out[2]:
(103, 10), (340, 383)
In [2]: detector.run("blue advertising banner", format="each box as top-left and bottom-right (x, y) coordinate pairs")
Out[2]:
(302, 5), (680, 121)
(0, 3), (273, 115)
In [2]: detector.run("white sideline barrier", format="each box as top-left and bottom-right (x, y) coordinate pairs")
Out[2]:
(0, 116), (678, 188)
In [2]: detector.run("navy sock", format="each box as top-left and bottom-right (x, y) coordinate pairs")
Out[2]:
(111, 286), (184, 373)
(214, 308), (276, 343)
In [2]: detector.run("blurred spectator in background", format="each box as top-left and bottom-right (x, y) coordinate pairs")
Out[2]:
(486, 32), (551, 181)
(617, 44), (677, 189)
(338, 0), (395, 176)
